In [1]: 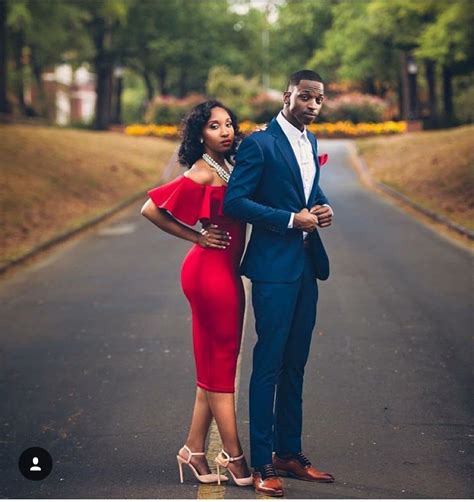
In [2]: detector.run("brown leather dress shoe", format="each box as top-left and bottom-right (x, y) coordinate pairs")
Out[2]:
(253, 464), (284, 497)
(273, 452), (335, 483)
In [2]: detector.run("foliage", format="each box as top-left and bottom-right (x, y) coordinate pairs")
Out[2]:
(3, 0), (473, 126)
(206, 66), (261, 120)
(415, 0), (474, 72)
(144, 94), (206, 125)
(249, 93), (282, 123)
(321, 93), (388, 123)
(453, 75), (474, 123)
(271, 0), (335, 78)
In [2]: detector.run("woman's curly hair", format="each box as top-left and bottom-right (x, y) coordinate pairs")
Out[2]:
(178, 100), (242, 168)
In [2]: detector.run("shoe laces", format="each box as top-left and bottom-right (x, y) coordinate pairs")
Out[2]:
(260, 463), (277, 479)
(295, 452), (312, 467)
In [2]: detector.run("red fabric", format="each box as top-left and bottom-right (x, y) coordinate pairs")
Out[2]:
(318, 153), (328, 167)
(148, 175), (246, 393)
(147, 175), (225, 225)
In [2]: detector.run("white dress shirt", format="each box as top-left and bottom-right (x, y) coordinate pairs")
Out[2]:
(276, 111), (333, 239)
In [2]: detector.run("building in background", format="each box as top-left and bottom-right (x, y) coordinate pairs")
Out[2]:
(27, 65), (96, 125)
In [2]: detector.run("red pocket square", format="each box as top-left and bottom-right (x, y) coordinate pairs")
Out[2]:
(318, 153), (329, 167)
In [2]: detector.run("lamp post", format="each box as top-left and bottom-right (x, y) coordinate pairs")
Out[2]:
(407, 55), (418, 120)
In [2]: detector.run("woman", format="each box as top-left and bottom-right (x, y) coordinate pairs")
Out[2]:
(141, 101), (252, 487)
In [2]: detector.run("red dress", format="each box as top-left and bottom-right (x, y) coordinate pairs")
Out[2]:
(147, 175), (246, 393)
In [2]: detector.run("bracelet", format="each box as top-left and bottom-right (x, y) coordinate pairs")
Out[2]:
(200, 229), (208, 236)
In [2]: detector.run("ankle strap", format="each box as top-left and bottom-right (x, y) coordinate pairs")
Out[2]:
(219, 449), (244, 466)
(181, 444), (205, 463)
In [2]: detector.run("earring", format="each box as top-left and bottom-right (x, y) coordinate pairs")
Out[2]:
(199, 138), (203, 144)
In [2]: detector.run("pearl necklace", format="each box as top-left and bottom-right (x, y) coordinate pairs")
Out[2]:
(202, 153), (234, 184)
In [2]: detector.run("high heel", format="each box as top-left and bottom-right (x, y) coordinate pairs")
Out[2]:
(214, 449), (253, 486)
(177, 445), (229, 484)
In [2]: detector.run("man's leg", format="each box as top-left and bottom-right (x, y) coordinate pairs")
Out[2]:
(249, 279), (301, 468)
(274, 252), (318, 455)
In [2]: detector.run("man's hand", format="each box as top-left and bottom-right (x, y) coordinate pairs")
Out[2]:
(293, 208), (319, 232)
(309, 205), (333, 228)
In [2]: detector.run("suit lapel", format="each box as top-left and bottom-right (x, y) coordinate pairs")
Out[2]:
(307, 133), (321, 206)
(268, 119), (306, 205)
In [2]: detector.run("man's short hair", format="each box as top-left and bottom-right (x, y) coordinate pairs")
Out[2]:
(287, 70), (324, 90)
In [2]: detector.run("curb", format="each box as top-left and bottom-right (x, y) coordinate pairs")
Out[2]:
(0, 147), (181, 276)
(347, 142), (474, 241)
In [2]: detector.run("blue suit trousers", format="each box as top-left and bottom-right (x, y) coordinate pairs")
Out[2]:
(249, 249), (318, 467)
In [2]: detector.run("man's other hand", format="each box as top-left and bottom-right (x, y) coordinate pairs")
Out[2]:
(309, 205), (333, 228)
(293, 208), (319, 232)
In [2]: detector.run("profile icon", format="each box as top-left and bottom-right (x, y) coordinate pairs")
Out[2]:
(19, 447), (52, 481)
(29, 457), (41, 471)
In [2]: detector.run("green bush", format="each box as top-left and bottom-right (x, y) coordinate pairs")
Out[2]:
(206, 66), (261, 120)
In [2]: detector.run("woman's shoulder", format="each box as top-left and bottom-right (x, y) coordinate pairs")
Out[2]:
(184, 160), (215, 186)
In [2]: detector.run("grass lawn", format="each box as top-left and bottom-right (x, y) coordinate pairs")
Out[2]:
(356, 125), (474, 232)
(1, 124), (177, 267)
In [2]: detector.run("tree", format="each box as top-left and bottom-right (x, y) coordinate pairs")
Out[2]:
(272, 0), (335, 78)
(74, 0), (129, 130)
(5, 0), (88, 118)
(0, 0), (11, 113)
(416, 0), (474, 121)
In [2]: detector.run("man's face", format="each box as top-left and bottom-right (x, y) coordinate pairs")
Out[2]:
(283, 79), (325, 129)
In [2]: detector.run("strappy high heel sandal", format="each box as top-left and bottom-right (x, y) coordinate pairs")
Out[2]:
(214, 449), (253, 486)
(177, 445), (229, 484)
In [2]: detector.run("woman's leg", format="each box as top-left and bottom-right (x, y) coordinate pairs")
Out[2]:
(180, 387), (214, 474)
(207, 391), (250, 478)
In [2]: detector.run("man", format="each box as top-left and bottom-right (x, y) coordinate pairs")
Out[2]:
(223, 69), (335, 497)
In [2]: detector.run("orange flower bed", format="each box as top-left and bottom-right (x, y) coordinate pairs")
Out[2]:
(125, 120), (407, 140)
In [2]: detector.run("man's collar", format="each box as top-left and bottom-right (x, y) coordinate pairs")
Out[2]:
(276, 111), (307, 141)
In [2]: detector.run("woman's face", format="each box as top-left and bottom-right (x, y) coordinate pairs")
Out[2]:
(202, 107), (235, 156)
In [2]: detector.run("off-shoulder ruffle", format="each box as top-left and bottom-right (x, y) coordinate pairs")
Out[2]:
(147, 175), (225, 225)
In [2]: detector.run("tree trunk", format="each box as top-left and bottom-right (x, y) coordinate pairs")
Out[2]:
(425, 59), (437, 123)
(111, 73), (123, 124)
(442, 65), (454, 120)
(0, 0), (11, 113)
(30, 45), (48, 119)
(396, 76), (404, 120)
(142, 70), (154, 103)
(12, 29), (26, 114)
(156, 66), (168, 95)
(178, 67), (188, 98)
(399, 52), (410, 120)
(363, 77), (377, 95)
(93, 17), (113, 130)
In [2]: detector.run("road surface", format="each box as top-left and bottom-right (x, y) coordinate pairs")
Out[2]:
(1, 140), (472, 498)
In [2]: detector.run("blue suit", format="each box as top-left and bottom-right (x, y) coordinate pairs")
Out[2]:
(224, 117), (331, 467)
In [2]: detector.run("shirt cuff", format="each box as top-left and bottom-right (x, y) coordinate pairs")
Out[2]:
(287, 212), (295, 228)
(323, 204), (334, 216)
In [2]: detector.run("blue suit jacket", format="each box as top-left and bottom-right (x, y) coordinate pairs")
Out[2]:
(224, 117), (330, 283)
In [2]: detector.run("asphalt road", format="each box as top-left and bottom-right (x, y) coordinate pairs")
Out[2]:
(1, 140), (472, 499)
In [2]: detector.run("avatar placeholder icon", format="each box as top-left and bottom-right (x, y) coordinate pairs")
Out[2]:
(30, 457), (41, 471)
(19, 447), (52, 481)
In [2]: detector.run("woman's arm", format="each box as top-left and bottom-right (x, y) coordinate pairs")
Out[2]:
(141, 200), (230, 250)
(141, 163), (231, 249)
(141, 199), (200, 244)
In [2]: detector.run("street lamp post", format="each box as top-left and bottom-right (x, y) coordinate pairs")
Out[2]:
(407, 55), (418, 120)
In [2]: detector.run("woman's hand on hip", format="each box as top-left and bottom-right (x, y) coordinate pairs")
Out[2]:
(197, 224), (231, 249)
